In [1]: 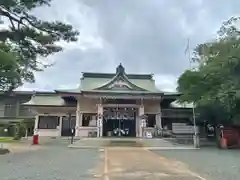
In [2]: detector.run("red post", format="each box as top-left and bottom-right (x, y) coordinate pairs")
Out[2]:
(221, 137), (228, 149)
(32, 134), (39, 145)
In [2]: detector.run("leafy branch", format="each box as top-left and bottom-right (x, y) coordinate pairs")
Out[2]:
(0, 0), (79, 91)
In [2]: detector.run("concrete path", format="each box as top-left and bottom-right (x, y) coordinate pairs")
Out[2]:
(0, 139), (205, 180)
(101, 147), (205, 180)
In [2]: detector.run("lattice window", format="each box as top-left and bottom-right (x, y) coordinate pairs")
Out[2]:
(38, 116), (59, 129)
(4, 104), (17, 117)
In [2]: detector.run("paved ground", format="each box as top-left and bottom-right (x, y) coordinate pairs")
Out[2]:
(104, 147), (204, 180)
(0, 144), (102, 180)
(0, 138), (203, 180)
(1, 138), (240, 180)
(152, 148), (240, 180)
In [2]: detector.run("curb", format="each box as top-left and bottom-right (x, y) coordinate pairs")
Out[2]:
(145, 147), (200, 150)
(68, 145), (102, 149)
(68, 145), (200, 150)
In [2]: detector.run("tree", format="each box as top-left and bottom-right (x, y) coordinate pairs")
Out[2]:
(177, 16), (240, 125)
(0, 43), (21, 90)
(0, 0), (79, 91)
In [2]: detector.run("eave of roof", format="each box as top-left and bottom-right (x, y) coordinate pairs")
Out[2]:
(0, 90), (56, 96)
(54, 88), (81, 95)
(23, 94), (66, 107)
(81, 90), (163, 96)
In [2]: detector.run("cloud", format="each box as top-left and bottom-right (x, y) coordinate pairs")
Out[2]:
(154, 74), (178, 92)
(17, 0), (240, 92)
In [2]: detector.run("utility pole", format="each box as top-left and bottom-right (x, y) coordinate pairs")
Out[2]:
(185, 38), (199, 148)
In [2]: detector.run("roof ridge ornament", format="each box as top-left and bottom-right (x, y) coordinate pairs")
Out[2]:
(116, 63), (125, 74)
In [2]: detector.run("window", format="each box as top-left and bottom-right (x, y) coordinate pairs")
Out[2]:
(4, 104), (17, 117)
(62, 116), (76, 129)
(82, 113), (97, 126)
(38, 116), (59, 129)
(146, 114), (156, 127)
(19, 105), (33, 116)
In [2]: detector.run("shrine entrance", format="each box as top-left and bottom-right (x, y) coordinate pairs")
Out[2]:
(102, 107), (137, 137)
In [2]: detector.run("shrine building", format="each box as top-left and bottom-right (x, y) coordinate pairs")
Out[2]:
(23, 64), (193, 137)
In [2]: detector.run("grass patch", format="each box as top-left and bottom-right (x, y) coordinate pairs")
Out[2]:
(0, 137), (19, 143)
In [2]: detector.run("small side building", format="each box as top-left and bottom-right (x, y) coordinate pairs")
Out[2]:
(0, 91), (35, 136)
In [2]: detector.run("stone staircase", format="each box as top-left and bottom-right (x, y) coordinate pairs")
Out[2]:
(68, 138), (196, 149)
(108, 140), (142, 147)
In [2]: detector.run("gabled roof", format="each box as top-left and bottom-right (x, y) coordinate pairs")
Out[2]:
(55, 64), (162, 95)
(93, 64), (147, 91)
(80, 77), (161, 92)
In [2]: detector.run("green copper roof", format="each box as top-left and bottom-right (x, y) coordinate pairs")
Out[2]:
(80, 77), (160, 92)
(23, 94), (66, 106)
(55, 64), (162, 94)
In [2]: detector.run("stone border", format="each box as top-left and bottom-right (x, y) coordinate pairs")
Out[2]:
(68, 144), (200, 150)
(144, 147), (200, 150)
(68, 145), (100, 149)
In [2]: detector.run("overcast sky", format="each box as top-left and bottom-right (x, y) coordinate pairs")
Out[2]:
(17, 0), (240, 92)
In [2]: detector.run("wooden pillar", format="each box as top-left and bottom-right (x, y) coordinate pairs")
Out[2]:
(97, 103), (103, 137)
(75, 99), (82, 136)
(34, 115), (39, 135)
(156, 114), (162, 128)
(58, 116), (63, 137)
(139, 105), (144, 137)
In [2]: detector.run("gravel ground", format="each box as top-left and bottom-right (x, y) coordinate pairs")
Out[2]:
(0, 144), (102, 180)
(152, 148), (240, 180)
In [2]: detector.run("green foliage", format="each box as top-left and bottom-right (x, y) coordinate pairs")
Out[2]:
(177, 16), (240, 124)
(0, 43), (22, 90)
(0, 0), (79, 91)
(13, 119), (29, 140)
